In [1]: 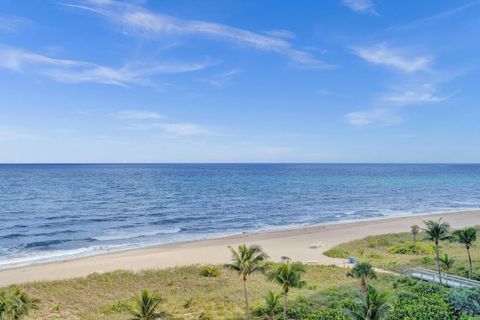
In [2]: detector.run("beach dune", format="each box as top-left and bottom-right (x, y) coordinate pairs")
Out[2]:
(1, 210), (479, 287)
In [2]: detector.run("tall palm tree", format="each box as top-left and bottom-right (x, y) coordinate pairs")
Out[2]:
(453, 227), (477, 279)
(347, 262), (377, 294)
(263, 290), (282, 320)
(411, 225), (420, 244)
(267, 261), (306, 320)
(423, 219), (450, 285)
(0, 288), (39, 320)
(438, 253), (455, 273)
(226, 244), (269, 320)
(128, 289), (163, 320)
(345, 285), (390, 320)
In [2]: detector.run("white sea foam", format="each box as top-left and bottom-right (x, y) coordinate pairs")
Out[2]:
(93, 227), (181, 241)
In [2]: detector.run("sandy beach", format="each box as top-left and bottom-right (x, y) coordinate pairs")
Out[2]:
(1, 210), (479, 287)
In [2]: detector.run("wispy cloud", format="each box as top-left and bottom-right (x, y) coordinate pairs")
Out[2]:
(353, 43), (431, 72)
(114, 110), (211, 136)
(345, 108), (402, 127)
(197, 68), (241, 87)
(63, 0), (332, 70)
(387, 1), (480, 31)
(161, 123), (210, 136)
(262, 29), (296, 39)
(112, 110), (164, 120)
(341, 0), (377, 14)
(346, 84), (451, 127)
(0, 15), (30, 33)
(0, 45), (214, 86)
(315, 88), (330, 96)
(383, 83), (450, 105)
(0, 126), (38, 141)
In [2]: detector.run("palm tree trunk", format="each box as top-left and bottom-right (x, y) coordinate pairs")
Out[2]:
(243, 278), (250, 320)
(360, 277), (366, 294)
(413, 234), (416, 244)
(467, 246), (473, 279)
(283, 289), (288, 320)
(435, 241), (442, 285)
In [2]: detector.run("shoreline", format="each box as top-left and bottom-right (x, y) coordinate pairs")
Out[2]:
(1, 209), (479, 286)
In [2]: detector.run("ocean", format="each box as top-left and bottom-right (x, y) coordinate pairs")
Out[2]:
(1, 163), (480, 269)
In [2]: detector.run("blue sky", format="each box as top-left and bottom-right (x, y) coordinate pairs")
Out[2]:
(0, 0), (479, 163)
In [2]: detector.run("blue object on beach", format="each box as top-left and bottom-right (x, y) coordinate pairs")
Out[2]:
(349, 257), (356, 264)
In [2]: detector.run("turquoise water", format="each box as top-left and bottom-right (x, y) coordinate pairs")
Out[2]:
(1, 163), (480, 269)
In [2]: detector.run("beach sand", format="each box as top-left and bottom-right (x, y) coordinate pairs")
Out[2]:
(1, 210), (479, 286)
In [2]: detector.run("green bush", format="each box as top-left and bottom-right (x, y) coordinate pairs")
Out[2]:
(388, 242), (434, 255)
(199, 265), (221, 277)
(421, 255), (434, 264)
(460, 314), (480, 320)
(446, 287), (480, 317)
(287, 297), (311, 319)
(387, 279), (454, 320)
(301, 309), (350, 320)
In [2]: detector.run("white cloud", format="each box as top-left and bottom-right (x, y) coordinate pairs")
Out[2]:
(114, 110), (211, 136)
(315, 89), (330, 96)
(112, 110), (164, 120)
(0, 126), (38, 141)
(0, 45), (213, 86)
(262, 29), (296, 39)
(197, 68), (241, 87)
(388, 1), (480, 31)
(160, 123), (209, 136)
(384, 83), (449, 105)
(342, 0), (377, 14)
(353, 43), (430, 72)
(64, 1), (332, 69)
(0, 15), (29, 33)
(345, 108), (402, 126)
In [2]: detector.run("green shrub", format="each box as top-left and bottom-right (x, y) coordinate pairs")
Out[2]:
(421, 255), (434, 264)
(388, 242), (434, 255)
(367, 237), (391, 248)
(301, 309), (350, 320)
(199, 265), (221, 277)
(287, 297), (311, 319)
(446, 287), (480, 317)
(460, 314), (480, 320)
(387, 279), (454, 320)
(324, 247), (350, 259)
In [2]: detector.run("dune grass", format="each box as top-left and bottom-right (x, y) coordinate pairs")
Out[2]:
(5, 265), (396, 320)
(324, 227), (480, 277)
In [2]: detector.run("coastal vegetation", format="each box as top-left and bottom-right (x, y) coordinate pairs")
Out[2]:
(3, 220), (480, 320)
(267, 261), (306, 320)
(226, 244), (269, 320)
(325, 222), (480, 279)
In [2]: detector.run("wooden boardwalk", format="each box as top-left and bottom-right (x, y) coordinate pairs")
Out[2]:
(403, 267), (480, 288)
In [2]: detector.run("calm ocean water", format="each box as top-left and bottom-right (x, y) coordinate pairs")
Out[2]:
(1, 163), (480, 269)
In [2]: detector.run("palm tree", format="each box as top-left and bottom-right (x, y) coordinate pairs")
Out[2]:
(267, 261), (306, 320)
(423, 219), (450, 285)
(347, 262), (377, 294)
(438, 253), (455, 273)
(0, 288), (39, 320)
(411, 225), (420, 244)
(345, 285), (390, 320)
(263, 290), (282, 320)
(453, 227), (477, 279)
(128, 289), (163, 320)
(226, 244), (269, 320)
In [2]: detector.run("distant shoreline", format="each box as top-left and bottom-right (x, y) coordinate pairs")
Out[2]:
(1, 209), (479, 286)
